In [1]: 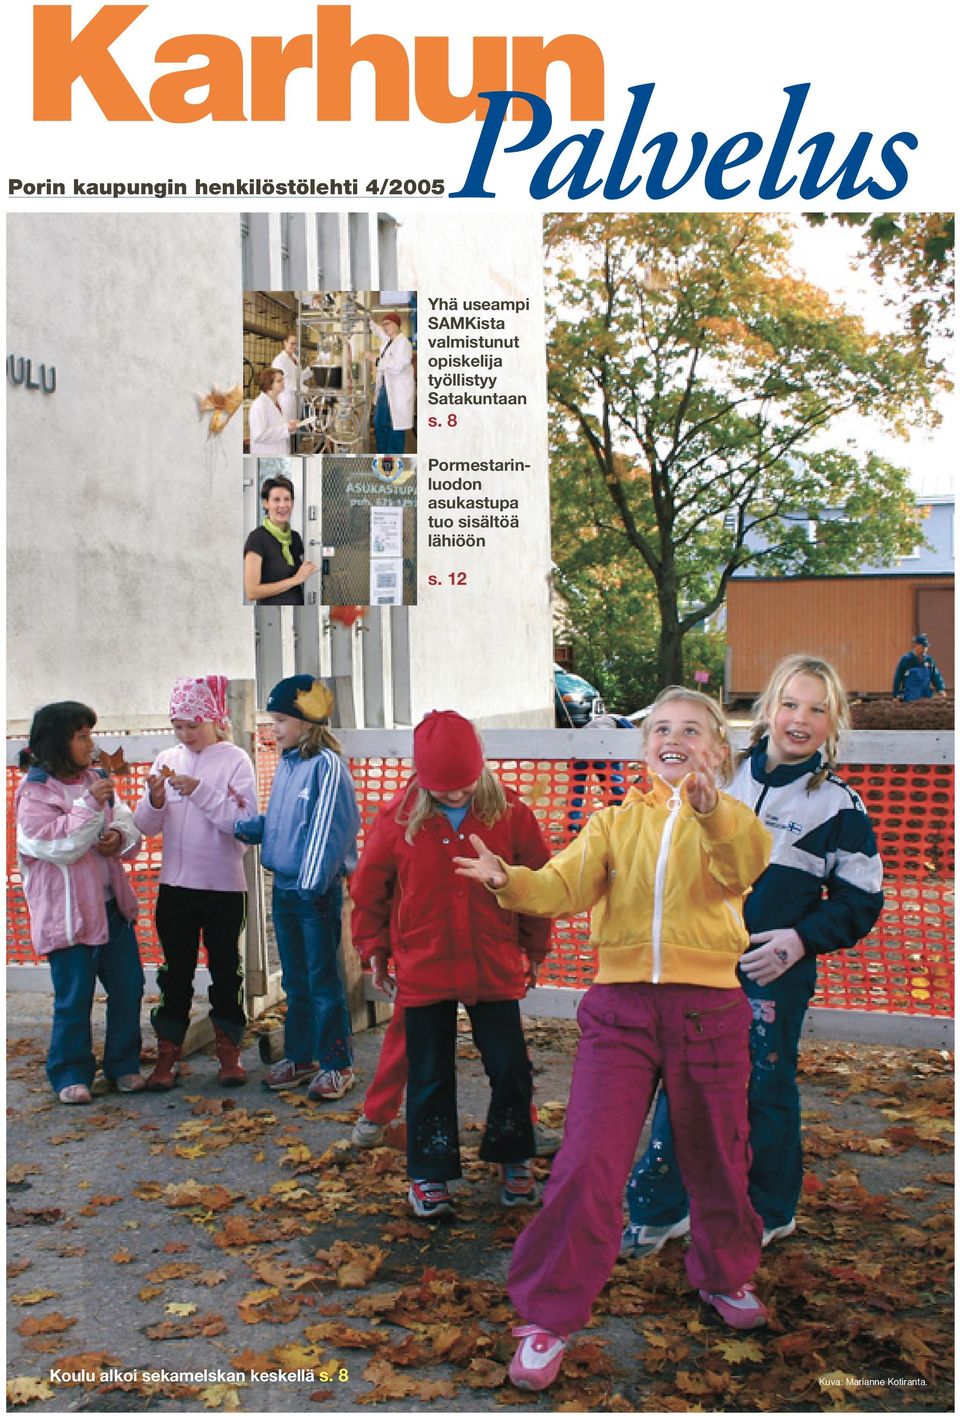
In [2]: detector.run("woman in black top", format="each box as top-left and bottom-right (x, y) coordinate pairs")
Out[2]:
(243, 475), (318, 606)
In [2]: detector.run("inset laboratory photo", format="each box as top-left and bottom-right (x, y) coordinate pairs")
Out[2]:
(243, 455), (417, 608)
(242, 290), (417, 457)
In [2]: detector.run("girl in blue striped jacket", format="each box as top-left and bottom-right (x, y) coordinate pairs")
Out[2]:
(236, 676), (360, 1102)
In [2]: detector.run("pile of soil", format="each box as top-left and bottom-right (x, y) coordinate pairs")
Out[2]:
(850, 696), (955, 730)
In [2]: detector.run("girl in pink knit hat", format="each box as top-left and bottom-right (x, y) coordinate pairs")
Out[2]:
(350, 711), (552, 1220)
(134, 676), (256, 1089)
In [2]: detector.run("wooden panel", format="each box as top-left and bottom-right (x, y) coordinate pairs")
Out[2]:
(726, 576), (955, 697)
(915, 587), (954, 686)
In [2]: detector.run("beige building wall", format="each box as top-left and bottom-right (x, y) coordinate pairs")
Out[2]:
(398, 212), (554, 728)
(6, 213), (253, 729)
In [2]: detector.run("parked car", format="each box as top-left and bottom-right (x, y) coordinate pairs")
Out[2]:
(554, 665), (604, 727)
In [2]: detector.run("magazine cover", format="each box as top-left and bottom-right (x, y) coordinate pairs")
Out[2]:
(4, 3), (955, 1412)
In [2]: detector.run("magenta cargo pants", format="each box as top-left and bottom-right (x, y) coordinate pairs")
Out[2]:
(508, 981), (762, 1336)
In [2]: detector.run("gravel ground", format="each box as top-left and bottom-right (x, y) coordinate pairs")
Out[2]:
(6, 991), (954, 1414)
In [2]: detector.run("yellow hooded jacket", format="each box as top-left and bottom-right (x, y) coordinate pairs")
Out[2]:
(493, 776), (771, 989)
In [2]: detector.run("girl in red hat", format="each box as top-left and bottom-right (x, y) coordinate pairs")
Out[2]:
(350, 711), (551, 1219)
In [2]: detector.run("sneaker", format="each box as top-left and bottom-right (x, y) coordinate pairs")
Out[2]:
(509, 1324), (567, 1391)
(699, 1283), (769, 1330)
(114, 1073), (146, 1093)
(307, 1067), (355, 1102)
(619, 1214), (690, 1259)
(500, 1161), (540, 1208)
(58, 1084), (92, 1105)
(263, 1059), (315, 1091)
(533, 1123), (563, 1158)
(351, 1114), (388, 1148)
(408, 1179), (455, 1220)
(761, 1218), (796, 1248)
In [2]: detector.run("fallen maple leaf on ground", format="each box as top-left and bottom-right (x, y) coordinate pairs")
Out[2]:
(313, 1241), (386, 1289)
(163, 1181), (239, 1211)
(303, 1321), (386, 1350)
(146, 1313), (228, 1341)
(46, 1353), (116, 1381)
(7, 1207), (63, 1227)
(7, 1164), (41, 1185)
(15, 1313), (77, 1337)
(198, 1384), (242, 1410)
(6, 1377), (55, 1406)
(147, 1262), (202, 1282)
(461, 1358), (508, 1389)
(358, 1357), (455, 1404)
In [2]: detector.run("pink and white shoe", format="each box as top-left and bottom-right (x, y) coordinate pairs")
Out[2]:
(699, 1283), (769, 1330)
(509, 1324), (567, 1391)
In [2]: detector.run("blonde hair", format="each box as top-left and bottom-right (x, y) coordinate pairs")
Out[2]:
(297, 722), (344, 759)
(749, 655), (849, 786)
(641, 686), (733, 785)
(398, 764), (507, 844)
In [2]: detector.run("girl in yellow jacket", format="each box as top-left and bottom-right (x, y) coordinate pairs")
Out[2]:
(455, 687), (772, 1390)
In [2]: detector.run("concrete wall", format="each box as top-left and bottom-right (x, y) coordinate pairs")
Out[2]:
(6, 214), (254, 729)
(397, 212), (554, 728)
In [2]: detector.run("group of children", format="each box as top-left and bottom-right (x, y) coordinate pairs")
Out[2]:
(15, 655), (883, 1392)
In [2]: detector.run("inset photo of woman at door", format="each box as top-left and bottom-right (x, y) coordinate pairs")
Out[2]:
(242, 456), (418, 608)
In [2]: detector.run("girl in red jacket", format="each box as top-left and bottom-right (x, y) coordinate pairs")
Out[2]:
(350, 711), (551, 1219)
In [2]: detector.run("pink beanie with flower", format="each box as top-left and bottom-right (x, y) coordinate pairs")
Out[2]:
(169, 676), (230, 728)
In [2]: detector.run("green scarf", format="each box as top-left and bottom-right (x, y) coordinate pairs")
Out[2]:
(262, 517), (294, 566)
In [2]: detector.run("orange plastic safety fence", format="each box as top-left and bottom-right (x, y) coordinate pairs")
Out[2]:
(7, 742), (954, 1018)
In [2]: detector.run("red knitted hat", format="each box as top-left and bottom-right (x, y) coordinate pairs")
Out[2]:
(413, 711), (484, 792)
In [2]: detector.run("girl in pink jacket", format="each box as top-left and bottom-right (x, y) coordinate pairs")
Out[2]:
(15, 701), (145, 1105)
(134, 676), (257, 1090)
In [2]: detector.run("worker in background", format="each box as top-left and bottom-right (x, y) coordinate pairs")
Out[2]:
(892, 634), (947, 702)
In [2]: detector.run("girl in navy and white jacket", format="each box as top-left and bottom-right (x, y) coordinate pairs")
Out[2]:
(15, 700), (144, 1104)
(235, 676), (360, 1103)
(623, 655), (884, 1257)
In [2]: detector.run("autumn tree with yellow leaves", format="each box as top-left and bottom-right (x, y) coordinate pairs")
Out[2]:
(546, 213), (947, 692)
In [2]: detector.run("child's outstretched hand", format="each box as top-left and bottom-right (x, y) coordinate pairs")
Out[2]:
(683, 770), (718, 815)
(453, 834), (508, 888)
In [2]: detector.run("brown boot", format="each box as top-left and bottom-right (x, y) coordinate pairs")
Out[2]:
(146, 1037), (181, 1091)
(214, 1027), (247, 1088)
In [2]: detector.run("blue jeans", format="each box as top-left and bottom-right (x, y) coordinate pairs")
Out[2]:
(373, 383), (406, 454)
(626, 958), (818, 1231)
(45, 901), (145, 1092)
(272, 885), (353, 1071)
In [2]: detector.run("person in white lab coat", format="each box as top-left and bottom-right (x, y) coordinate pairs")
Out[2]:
(367, 314), (415, 454)
(271, 333), (301, 422)
(248, 368), (297, 456)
